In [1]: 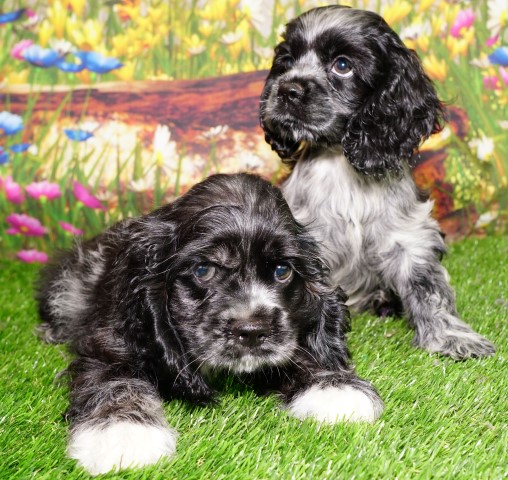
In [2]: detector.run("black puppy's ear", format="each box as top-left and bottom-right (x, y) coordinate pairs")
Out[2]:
(302, 281), (352, 371)
(120, 217), (215, 405)
(294, 233), (352, 371)
(259, 74), (302, 162)
(342, 40), (445, 177)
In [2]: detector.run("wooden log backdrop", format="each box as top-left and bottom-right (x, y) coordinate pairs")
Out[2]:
(2, 70), (472, 238)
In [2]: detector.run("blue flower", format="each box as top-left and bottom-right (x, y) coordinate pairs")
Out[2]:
(0, 148), (9, 165)
(489, 46), (508, 67)
(64, 129), (94, 142)
(22, 45), (62, 68)
(0, 9), (25, 24)
(75, 51), (123, 74)
(10, 143), (31, 153)
(57, 60), (85, 73)
(0, 111), (24, 135)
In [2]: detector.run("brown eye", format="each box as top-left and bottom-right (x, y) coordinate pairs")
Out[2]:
(274, 264), (293, 283)
(194, 264), (216, 282)
(332, 56), (353, 78)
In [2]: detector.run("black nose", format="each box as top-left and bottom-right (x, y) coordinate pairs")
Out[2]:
(278, 81), (305, 102)
(231, 320), (270, 348)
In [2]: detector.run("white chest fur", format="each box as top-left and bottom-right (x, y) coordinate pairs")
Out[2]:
(282, 149), (439, 306)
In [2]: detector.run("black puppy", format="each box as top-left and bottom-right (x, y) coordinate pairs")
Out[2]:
(37, 173), (383, 475)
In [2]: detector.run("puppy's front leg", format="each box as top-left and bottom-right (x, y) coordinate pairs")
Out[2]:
(66, 358), (177, 476)
(382, 243), (495, 360)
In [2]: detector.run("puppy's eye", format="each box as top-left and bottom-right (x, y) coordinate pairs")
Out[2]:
(332, 57), (353, 78)
(274, 264), (293, 283)
(194, 264), (216, 282)
(280, 55), (294, 69)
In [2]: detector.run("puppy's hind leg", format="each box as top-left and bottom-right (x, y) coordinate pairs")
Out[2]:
(381, 240), (495, 360)
(66, 357), (177, 476)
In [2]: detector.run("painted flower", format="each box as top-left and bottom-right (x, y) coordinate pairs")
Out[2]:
(469, 135), (495, 161)
(11, 40), (33, 60)
(75, 51), (123, 74)
(21, 45), (62, 68)
(26, 181), (62, 200)
(6, 213), (47, 236)
(0, 9), (25, 24)
(59, 221), (84, 235)
(489, 46), (508, 67)
(450, 9), (475, 38)
(2, 176), (25, 204)
(17, 249), (48, 263)
(73, 181), (107, 210)
(57, 59), (85, 72)
(500, 67), (508, 87)
(487, 0), (508, 38)
(10, 143), (31, 153)
(9, 143), (32, 153)
(64, 129), (94, 141)
(483, 75), (501, 90)
(0, 111), (24, 135)
(0, 148), (8, 165)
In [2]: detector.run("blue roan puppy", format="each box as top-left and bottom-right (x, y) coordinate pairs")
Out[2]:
(260, 5), (495, 360)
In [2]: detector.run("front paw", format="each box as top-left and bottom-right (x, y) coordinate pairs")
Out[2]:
(416, 325), (495, 360)
(287, 385), (384, 424)
(68, 421), (178, 475)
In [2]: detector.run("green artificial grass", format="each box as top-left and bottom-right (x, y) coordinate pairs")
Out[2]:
(1, 236), (507, 480)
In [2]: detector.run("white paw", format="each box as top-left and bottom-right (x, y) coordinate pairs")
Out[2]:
(68, 421), (178, 475)
(288, 385), (383, 424)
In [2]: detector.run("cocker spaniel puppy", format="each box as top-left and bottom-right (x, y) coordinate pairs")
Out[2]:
(260, 5), (495, 360)
(37, 173), (383, 475)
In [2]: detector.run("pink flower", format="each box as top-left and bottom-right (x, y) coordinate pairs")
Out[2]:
(6, 213), (47, 236)
(2, 175), (25, 204)
(500, 67), (508, 87)
(17, 249), (48, 263)
(72, 181), (107, 210)
(26, 180), (61, 200)
(486, 35), (499, 48)
(483, 75), (501, 90)
(11, 39), (33, 60)
(59, 221), (84, 235)
(450, 9), (475, 38)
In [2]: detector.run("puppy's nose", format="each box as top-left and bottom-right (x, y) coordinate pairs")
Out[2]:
(278, 81), (305, 102)
(231, 320), (270, 348)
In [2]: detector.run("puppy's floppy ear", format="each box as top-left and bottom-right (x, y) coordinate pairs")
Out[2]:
(260, 72), (301, 162)
(295, 235), (352, 371)
(119, 216), (215, 404)
(342, 37), (445, 177)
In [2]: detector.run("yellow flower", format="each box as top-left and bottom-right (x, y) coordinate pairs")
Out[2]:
(67, 0), (86, 16)
(186, 34), (206, 56)
(420, 126), (451, 151)
(199, 21), (215, 38)
(111, 34), (130, 57)
(68, 19), (103, 50)
(113, 61), (135, 81)
(6, 69), (30, 84)
(38, 19), (54, 47)
(47, 0), (68, 38)
(422, 53), (448, 82)
(418, 0), (435, 13)
(445, 28), (474, 57)
(382, 1), (412, 27)
(199, 0), (239, 21)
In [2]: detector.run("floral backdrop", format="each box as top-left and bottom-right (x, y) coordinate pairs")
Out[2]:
(1, 0), (507, 263)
